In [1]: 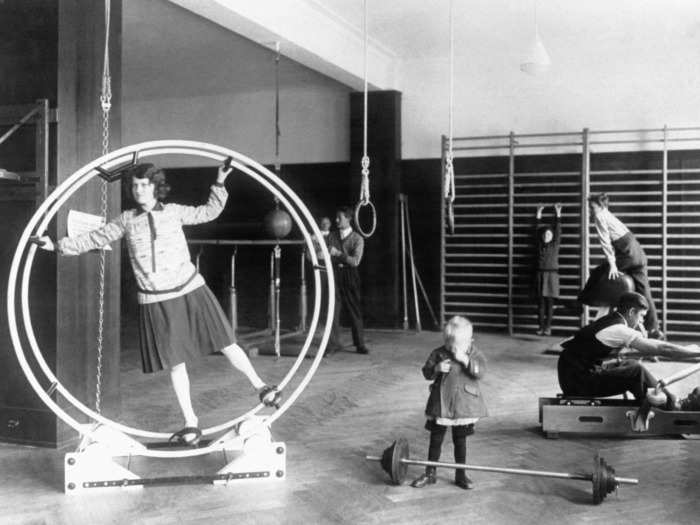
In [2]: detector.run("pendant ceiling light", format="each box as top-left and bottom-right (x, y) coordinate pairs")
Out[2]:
(520, 0), (551, 75)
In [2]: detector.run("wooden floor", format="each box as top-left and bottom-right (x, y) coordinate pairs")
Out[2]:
(2, 329), (700, 525)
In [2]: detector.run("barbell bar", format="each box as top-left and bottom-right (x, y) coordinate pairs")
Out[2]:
(366, 437), (638, 504)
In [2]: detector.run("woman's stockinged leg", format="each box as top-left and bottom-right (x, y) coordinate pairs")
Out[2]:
(538, 296), (546, 330)
(545, 297), (554, 331)
(170, 363), (198, 428)
(220, 343), (265, 390)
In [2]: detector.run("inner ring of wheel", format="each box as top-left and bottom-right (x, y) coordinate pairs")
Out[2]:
(6, 140), (334, 458)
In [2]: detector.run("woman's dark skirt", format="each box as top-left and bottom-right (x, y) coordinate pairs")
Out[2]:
(535, 270), (560, 298)
(138, 284), (234, 373)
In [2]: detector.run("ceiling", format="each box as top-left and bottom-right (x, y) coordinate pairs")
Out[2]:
(312, 0), (700, 58)
(164, 0), (700, 90)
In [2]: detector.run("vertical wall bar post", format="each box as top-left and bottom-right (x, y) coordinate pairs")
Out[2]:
(662, 125), (668, 335)
(581, 128), (591, 327)
(507, 132), (515, 335)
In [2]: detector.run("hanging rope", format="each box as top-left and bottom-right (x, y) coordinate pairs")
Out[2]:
(95, 0), (112, 414)
(354, 0), (376, 238)
(274, 41), (281, 178)
(444, 0), (456, 235)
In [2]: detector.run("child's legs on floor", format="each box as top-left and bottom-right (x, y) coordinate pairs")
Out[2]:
(428, 424), (447, 464)
(451, 425), (471, 482)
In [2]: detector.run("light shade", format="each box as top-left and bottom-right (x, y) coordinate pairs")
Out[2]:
(520, 33), (551, 75)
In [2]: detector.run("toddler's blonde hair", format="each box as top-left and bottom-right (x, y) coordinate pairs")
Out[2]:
(444, 316), (473, 352)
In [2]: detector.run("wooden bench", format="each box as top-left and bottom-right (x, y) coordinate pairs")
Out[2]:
(539, 394), (700, 439)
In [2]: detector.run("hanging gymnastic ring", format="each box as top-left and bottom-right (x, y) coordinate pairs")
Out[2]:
(6, 140), (335, 459)
(354, 200), (377, 238)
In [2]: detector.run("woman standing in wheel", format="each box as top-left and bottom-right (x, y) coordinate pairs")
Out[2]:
(32, 160), (281, 446)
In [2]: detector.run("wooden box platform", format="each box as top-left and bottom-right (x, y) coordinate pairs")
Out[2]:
(539, 396), (700, 438)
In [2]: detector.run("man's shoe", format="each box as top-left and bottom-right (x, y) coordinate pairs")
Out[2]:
(324, 343), (342, 356)
(543, 328), (552, 336)
(356, 346), (370, 355)
(411, 471), (436, 488)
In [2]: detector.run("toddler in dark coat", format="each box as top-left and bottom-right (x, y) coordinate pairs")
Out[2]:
(411, 316), (488, 490)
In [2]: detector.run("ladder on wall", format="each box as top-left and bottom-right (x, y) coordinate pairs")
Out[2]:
(440, 126), (700, 339)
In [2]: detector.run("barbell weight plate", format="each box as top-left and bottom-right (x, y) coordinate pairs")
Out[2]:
(391, 437), (410, 485)
(592, 456), (603, 504)
(592, 455), (618, 504)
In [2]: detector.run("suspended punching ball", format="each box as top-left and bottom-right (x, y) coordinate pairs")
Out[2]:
(264, 206), (293, 239)
(263, 41), (293, 242)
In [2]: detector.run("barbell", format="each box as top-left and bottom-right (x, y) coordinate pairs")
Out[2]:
(366, 437), (638, 505)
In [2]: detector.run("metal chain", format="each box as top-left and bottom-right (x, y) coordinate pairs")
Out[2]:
(95, 0), (112, 414)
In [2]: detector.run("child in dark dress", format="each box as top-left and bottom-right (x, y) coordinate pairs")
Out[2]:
(534, 204), (562, 335)
(411, 316), (488, 490)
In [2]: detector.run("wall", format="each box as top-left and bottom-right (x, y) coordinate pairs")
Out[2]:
(398, 3), (700, 159)
(122, 0), (352, 166)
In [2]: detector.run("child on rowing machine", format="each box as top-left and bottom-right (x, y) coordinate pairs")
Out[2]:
(411, 316), (488, 490)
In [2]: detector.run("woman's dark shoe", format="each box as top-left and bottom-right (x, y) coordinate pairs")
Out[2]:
(411, 470), (437, 488)
(168, 426), (202, 447)
(258, 385), (282, 408)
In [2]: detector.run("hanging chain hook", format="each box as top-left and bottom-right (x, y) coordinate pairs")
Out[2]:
(95, 0), (112, 414)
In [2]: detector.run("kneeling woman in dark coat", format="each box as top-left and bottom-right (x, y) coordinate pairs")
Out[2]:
(411, 316), (488, 490)
(558, 292), (700, 401)
(579, 193), (662, 338)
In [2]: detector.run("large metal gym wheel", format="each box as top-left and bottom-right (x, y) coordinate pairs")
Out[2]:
(6, 140), (335, 458)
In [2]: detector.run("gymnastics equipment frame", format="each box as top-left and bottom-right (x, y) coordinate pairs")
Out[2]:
(6, 140), (335, 492)
(440, 125), (700, 338)
(0, 99), (53, 203)
(190, 238), (309, 356)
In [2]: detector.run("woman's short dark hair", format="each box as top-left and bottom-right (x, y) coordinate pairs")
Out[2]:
(617, 291), (649, 313)
(337, 206), (353, 220)
(538, 226), (553, 241)
(127, 163), (170, 201)
(587, 193), (610, 208)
